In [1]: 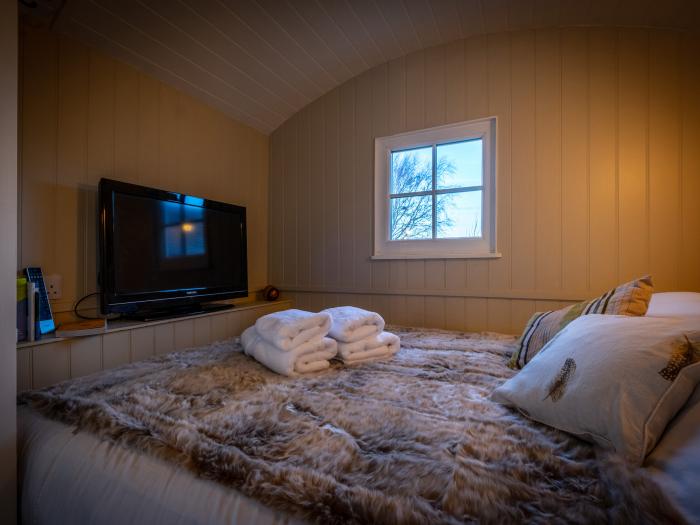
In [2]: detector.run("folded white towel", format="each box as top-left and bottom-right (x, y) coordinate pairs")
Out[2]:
(241, 326), (337, 377)
(322, 306), (385, 343)
(254, 309), (331, 351)
(337, 331), (400, 364)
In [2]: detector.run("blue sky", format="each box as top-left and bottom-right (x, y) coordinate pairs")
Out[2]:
(390, 138), (483, 239)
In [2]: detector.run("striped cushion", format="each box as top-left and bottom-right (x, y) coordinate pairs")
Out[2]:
(509, 275), (654, 370)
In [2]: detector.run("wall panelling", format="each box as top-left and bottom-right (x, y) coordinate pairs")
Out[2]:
(270, 28), (700, 334)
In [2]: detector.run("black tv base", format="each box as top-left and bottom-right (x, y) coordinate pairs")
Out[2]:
(125, 303), (235, 322)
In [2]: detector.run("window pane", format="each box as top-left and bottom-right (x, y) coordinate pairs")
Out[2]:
(436, 191), (482, 238)
(184, 203), (204, 221)
(162, 201), (182, 225)
(184, 222), (206, 256)
(436, 139), (482, 189)
(164, 225), (184, 257)
(390, 195), (432, 240)
(391, 147), (432, 194)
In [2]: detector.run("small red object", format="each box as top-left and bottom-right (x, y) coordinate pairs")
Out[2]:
(262, 285), (280, 301)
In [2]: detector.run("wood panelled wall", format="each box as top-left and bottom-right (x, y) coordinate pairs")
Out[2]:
(19, 26), (269, 317)
(269, 28), (700, 334)
(1, 1), (18, 519)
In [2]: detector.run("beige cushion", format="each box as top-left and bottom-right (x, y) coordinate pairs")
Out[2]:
(509, 275), (653, 369)
(493, 315), (700, 465)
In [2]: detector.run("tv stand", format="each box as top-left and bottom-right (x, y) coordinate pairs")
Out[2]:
(128, 302), (235, 322)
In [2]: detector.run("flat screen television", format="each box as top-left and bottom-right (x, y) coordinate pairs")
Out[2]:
(98, 178), (248, 319)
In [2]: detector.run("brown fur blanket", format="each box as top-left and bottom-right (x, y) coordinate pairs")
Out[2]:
(20, 327), (684, 524)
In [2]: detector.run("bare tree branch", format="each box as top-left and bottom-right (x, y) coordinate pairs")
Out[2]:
(390, 151), (456, 239)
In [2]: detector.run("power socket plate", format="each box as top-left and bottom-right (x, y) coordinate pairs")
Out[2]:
(45, 274), (62, 300)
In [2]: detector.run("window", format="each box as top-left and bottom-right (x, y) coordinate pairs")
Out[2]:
(373, 117), (499, 259)
(161, 200), (207, 258)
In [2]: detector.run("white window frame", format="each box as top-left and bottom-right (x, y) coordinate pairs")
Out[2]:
(373, 117), (500, 260)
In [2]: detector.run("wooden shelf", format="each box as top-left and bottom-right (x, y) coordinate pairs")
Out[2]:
(17, 300), (290, 350)
(16, 299), (292, 392)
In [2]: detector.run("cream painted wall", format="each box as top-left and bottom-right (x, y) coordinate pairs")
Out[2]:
(0, 1), (18, 520)
(270, 27), (700, 334)
(19, 26), (269, 319)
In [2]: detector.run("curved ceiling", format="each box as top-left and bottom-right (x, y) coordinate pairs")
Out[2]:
(50, 0), (700, 134)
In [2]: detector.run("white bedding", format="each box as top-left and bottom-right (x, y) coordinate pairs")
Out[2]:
(18, 406), (305, 525)
(646, 386), (700, 525)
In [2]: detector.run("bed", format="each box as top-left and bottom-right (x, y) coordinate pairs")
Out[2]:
(18, 326), (699, 525)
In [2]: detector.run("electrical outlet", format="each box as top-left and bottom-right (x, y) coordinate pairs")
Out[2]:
(45, 274), (62, 300)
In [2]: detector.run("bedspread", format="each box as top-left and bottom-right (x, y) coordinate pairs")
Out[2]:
(19, 327), (685, 524)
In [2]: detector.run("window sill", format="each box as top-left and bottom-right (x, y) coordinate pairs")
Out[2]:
(370, 252), (502, 260)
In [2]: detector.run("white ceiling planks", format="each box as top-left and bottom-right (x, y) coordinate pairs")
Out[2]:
(50, 0), (700, 134)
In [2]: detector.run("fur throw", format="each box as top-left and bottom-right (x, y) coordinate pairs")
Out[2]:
(19, 327), (685, 525)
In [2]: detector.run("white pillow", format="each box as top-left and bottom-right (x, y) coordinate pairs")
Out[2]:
(492, 315), (700, 465)
(645, 386), (700, 520)
(646, 292), (700, 318)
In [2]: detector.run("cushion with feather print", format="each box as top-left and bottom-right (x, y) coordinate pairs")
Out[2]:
(509, 275), (654, 369)
(492, 314), (700, 465)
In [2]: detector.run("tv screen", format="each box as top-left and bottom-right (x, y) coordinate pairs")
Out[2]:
(99, 179), (248, 317)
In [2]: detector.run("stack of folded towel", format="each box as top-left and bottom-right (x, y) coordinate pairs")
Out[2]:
(322, 306), (400, 365)
(241, 309), (337, 377)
